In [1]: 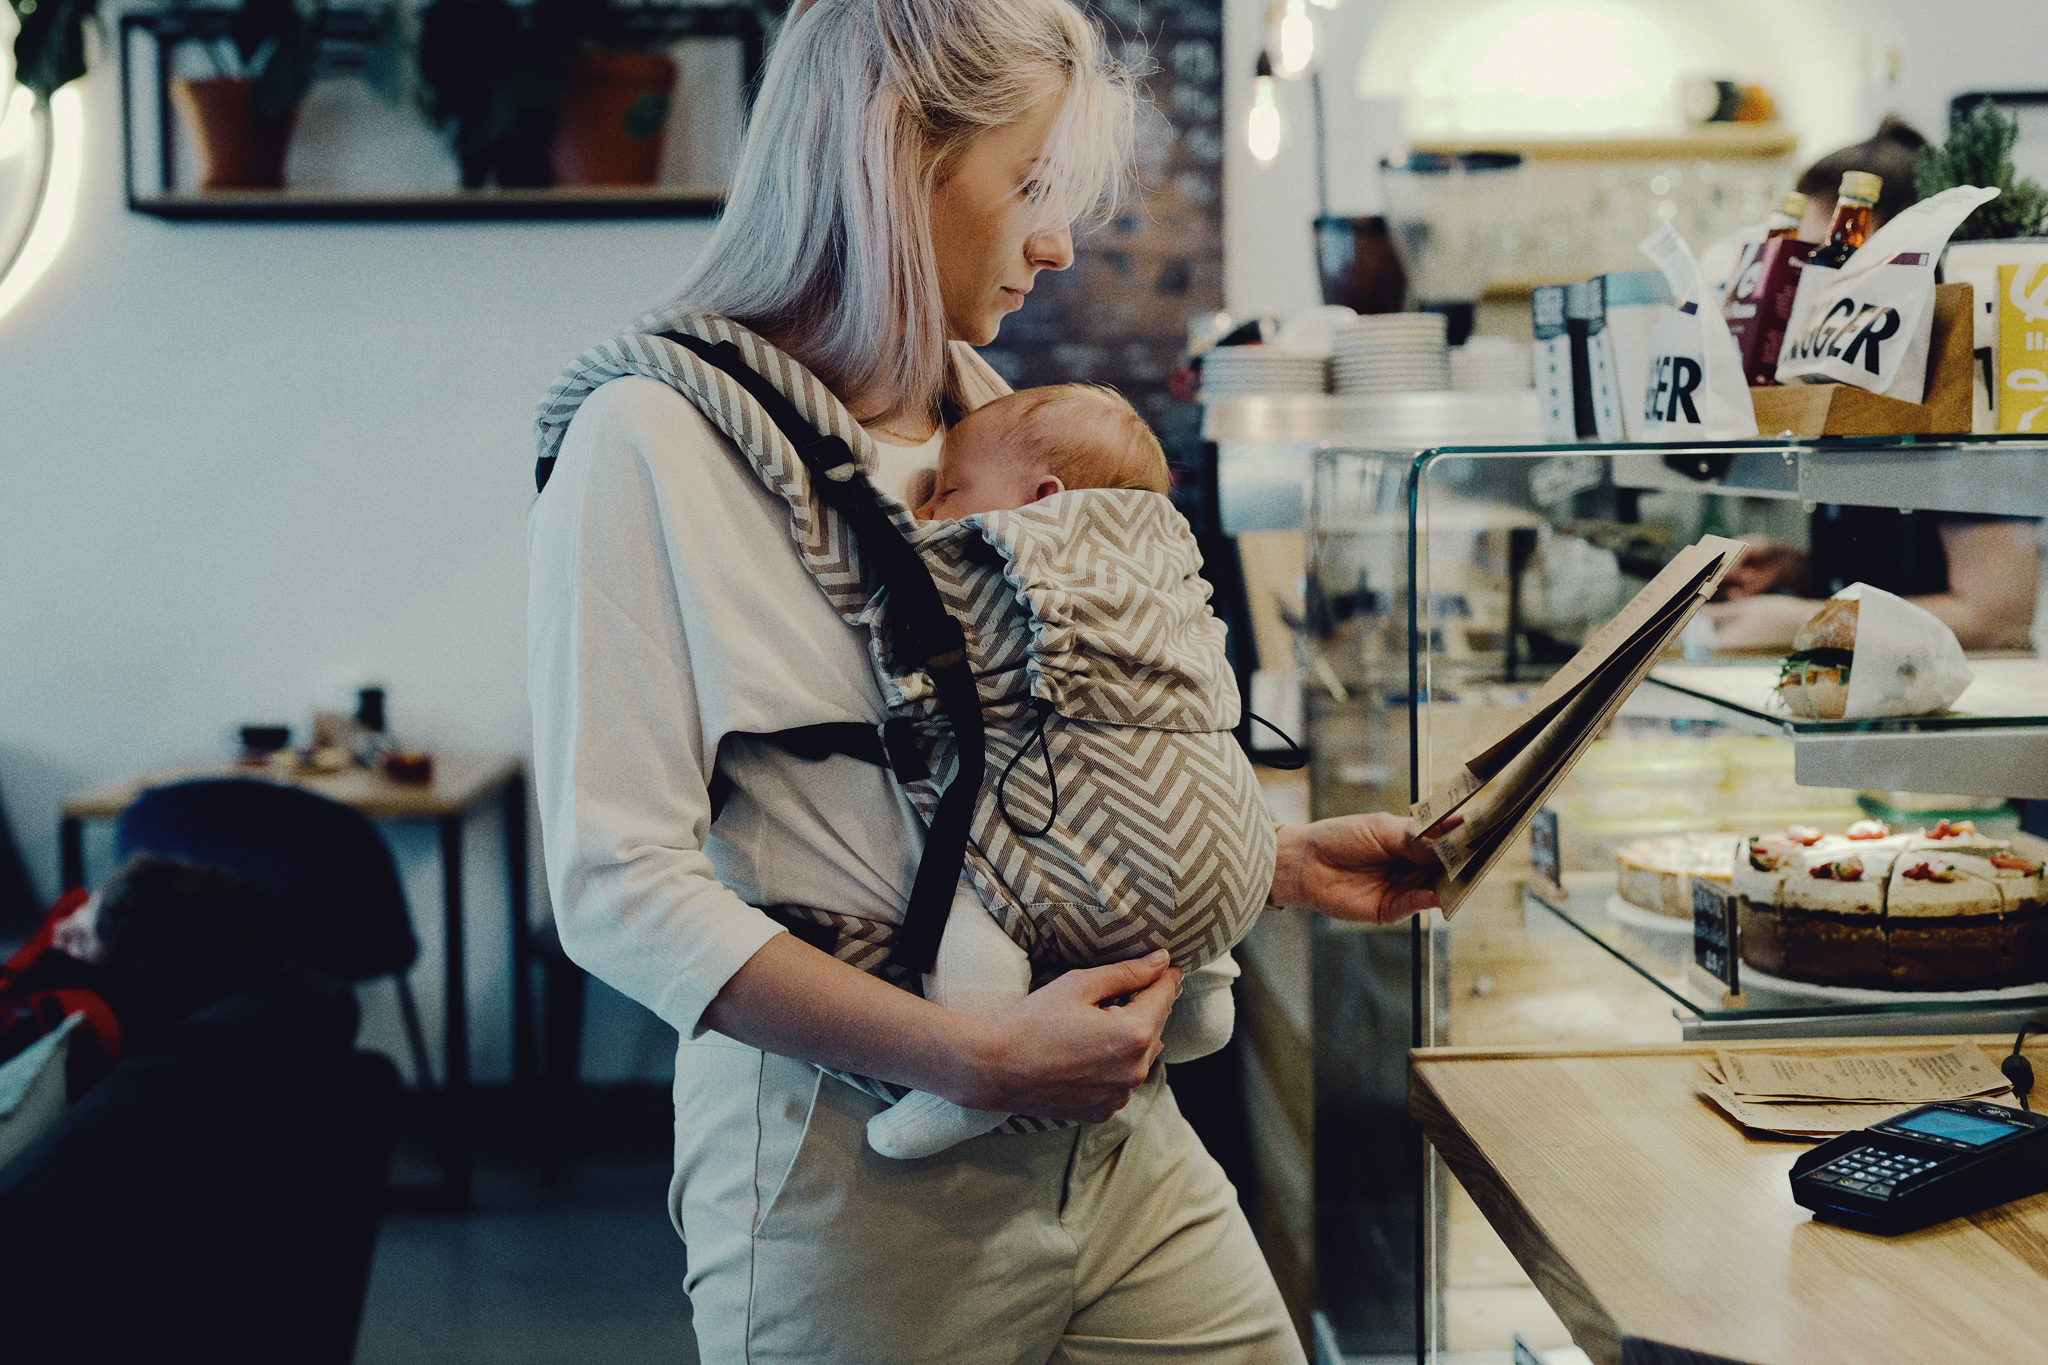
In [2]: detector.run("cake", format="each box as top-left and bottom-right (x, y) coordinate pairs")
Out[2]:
(1615, 832), (1742, 918)
(1731, 821), (2046, 990)
(1615, 821), (2048, 989)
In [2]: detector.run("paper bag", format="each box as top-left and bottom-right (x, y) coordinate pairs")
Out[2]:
(1831, 583), (1975, 719)
(1778, 186), (2000, 400)
(1638, 225), (1759, 440)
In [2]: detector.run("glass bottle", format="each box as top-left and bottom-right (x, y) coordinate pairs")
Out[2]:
(1809, 172), (1880, 269)
(1764, 191), (1808, 240)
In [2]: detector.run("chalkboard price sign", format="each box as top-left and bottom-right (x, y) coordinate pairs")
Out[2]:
(1693, 876), (1740, 994)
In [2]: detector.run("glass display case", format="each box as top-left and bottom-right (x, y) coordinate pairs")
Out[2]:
(1294, 434), (2048, 1362)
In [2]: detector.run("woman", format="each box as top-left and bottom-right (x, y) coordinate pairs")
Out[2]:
(528, 1), (1441, 1358)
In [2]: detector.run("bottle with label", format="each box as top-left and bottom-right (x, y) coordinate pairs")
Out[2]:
(1764, 191), (1807, 240)
(1809, 172), (1881, 269)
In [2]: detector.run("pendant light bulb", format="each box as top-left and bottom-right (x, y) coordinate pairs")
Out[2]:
(1248, 51), (1282, 167)
(1276, 0), (1316, 79)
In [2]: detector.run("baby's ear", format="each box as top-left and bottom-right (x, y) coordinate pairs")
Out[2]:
(1029, 476), (1065, 504)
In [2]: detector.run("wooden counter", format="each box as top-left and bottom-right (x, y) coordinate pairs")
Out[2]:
(1410, 1037), (2048, 1365)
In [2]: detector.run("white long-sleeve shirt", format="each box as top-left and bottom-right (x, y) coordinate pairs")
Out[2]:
(528, 370), (1240, 1054)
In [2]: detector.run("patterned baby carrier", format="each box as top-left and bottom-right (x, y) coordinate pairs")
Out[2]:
(535, 318), (1274, 1119)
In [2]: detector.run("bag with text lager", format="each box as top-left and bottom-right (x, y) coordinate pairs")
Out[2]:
(1778, 185), (1999, 399)
(1637, 224), (1758, 439)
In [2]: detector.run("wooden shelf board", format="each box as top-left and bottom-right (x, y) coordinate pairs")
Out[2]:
(128, 185), (729, 222)
(1412, 126), (1799, 162)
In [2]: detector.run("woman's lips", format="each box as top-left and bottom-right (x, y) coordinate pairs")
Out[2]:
(1001, 287), (1027, 309)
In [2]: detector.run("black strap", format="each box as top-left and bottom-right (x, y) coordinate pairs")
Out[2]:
(655, 331), (981, 977)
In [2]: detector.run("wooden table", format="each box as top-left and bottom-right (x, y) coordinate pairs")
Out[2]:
(1410, 1037), (2048, 1365)
(61, 753), (531, 1211)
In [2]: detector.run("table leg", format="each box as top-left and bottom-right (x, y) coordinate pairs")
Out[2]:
(508, 770), (536, 1093)
(60, 817), (85, 891)
(439, 813), (473, 1211)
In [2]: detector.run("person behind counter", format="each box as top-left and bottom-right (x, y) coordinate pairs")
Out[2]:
(525, 0), (1445, 1358)
(1707, 118), (2042, 652)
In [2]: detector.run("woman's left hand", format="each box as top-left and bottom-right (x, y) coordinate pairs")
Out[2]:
(1270, 813), (1443, 924)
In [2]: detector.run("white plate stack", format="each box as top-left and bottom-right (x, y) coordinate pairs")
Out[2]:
(1331, 314), (1450, 395)
(1199, 345), (1329, 399)
(1450, 336), (1534, 391)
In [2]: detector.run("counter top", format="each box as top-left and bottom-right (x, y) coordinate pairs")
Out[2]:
(1409, 1037), (2048, 1365)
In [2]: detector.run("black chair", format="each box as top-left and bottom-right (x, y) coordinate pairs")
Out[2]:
(113, 778), (449, 1186)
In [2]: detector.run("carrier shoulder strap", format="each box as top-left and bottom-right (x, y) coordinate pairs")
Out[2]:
(645, 331), (980, 978)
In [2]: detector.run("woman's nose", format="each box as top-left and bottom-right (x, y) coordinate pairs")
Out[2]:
(1028, 225), (1075, 272)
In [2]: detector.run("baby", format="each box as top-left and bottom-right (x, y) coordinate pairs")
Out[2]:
(869, 383), (1253, 1160)
(913, 383), (1170, 521)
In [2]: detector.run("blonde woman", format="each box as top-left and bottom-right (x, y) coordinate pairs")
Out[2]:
(528, 0), (1441, 1358)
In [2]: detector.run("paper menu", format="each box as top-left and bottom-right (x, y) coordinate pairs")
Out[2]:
(1415, 534), (1747, 915)
(1712, 1043), (2011, 1103)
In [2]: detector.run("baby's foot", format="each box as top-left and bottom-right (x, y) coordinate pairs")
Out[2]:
(865, 1089), (1010, 1159)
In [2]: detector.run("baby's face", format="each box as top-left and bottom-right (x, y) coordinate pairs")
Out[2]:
(916, 406), (1055, 520)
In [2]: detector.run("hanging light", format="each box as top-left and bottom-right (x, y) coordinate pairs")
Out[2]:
(1247, 50), (1282, 166)
(1275, 0), (1317, 79)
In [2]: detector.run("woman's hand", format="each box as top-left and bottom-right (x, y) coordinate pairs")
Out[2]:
(950, 951), (1182, 1122)
(702, 934), (1179, 1125)
(1270, 813), (1444, 924)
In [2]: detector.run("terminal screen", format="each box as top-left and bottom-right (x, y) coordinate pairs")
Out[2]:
(1893, 1109), (2021, 1147)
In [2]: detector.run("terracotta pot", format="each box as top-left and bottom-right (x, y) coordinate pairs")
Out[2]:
(172, 77), (296, 191)
(550, 50), (678, 188)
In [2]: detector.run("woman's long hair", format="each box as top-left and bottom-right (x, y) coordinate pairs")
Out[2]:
(649, 0), (1137, 426)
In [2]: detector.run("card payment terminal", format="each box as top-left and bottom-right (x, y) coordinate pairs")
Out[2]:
(1790, 1099), (2048, 1233)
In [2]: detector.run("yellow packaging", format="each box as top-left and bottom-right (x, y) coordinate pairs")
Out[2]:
(1997, 261), (2048, 431)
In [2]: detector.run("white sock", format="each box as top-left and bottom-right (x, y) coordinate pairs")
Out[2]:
(866, 881), (1029, 1159)
(865, 1091), (1014, 1159)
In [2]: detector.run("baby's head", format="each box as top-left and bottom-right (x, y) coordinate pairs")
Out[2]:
(916, 384), (1169, 520)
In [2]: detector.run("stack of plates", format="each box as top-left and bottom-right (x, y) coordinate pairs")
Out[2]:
(1450, 336), (1534, 391)
(1200, 346), (1329, 399)
(1331, 314), (1450, 395)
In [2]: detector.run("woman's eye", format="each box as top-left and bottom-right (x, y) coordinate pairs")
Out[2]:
(1020, 180), (1048, 202)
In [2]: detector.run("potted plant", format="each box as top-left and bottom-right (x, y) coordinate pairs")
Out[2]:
(416, 0), (559, 188)
(1916, 101), (2048, 241)
(535, 0), (678, 187)
(166, 0), (325, 189)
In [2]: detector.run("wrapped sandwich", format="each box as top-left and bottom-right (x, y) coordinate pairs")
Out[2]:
(1776, 584), (1973, 720)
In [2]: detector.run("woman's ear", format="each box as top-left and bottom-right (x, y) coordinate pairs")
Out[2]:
(1029, 476), (1065, 503)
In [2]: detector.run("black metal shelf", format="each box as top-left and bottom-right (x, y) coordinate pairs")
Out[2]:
(120, 3), (763, 222)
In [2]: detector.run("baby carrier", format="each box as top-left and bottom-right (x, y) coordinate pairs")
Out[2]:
(534, 318), (1273, 1034)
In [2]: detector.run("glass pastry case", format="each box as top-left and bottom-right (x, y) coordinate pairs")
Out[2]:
(1283, 434), (2048, 1361)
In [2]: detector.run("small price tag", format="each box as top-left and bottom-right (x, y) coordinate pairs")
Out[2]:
(1529, 806), (1563, 894)
(1693, 877), (1741, 998)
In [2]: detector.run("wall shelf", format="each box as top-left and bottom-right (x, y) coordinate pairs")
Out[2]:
(126, 184), (731, 222)
(119, 4), (763, 222)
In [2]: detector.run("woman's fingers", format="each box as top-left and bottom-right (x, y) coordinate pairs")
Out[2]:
(965, 953), (1183, 1120)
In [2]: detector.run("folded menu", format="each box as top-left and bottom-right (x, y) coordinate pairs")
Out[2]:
(1695, 1044), (2015, 1140)
(1417, 534), (1748, 915)
(1714, 1042), (2010, 1104)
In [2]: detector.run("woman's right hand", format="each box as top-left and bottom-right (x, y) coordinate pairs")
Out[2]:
(949, 950), (1182, 1122)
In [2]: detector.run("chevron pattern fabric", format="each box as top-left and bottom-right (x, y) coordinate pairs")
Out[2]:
(536, 319), (1273, 1125)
